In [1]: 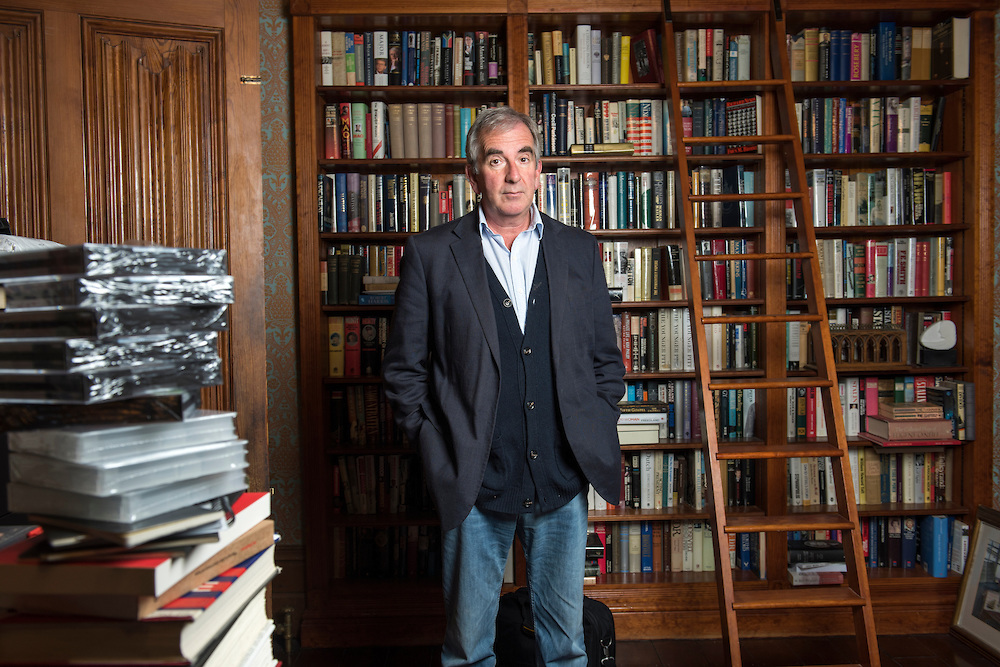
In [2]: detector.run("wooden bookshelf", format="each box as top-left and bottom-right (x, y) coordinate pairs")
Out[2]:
(290, 0), (995, 646)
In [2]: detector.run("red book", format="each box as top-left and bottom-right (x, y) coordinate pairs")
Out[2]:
(864, 239), (876, 297)
(805, 387), (817, 441)
(630, 28), (664, 85)
(711, 238), (727, 299)
(324, 104), (340, 159)
(0, 544), (277, 665)
(858, 431), (960, 448)
(344, 315), (362, 377)
(915, 239), (930, 296)
(338, 102), (352, 159)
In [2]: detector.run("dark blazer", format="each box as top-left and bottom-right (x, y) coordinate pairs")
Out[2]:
(382, 210), (625, 532)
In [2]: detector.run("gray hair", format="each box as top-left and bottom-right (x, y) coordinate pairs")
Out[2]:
(465, 107), (542, 177)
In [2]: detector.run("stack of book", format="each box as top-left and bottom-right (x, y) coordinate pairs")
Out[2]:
(617, 401), (668, 445)
(0, 243), (278, 666)
(859, 400), (959, 448)
(787, 538), (846, 586)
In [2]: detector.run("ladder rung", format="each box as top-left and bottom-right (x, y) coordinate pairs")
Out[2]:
(732, 587), (865, 611)
(703, 313), (823, 325)
(725, 512), (853, 534)
(689, 191), (807, 203)
(682, 134), (797, 146)
(708, 378), (834, 391)
(693, 251), (813, 262)
(716, 441), (844, 460)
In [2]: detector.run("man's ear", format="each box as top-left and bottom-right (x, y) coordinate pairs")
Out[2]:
(465, 163), (481, 196)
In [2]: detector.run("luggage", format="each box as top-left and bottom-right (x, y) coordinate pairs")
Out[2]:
(495, 586), (615, 666)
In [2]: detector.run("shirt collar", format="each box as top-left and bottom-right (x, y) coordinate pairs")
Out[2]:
(478, 205), (545, 243)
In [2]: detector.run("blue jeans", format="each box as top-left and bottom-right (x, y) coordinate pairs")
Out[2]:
(440, 491), (588, 667)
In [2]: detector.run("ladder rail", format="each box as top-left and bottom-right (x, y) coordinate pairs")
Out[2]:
(657, 0), (881, 664)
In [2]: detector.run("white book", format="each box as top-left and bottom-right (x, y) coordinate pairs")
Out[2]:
(370, 101), (387, 159)
(650, 99), (663, 156)
(590, 29), (602, 85)
(658, 308), (671, 371)
(691, 521), (703, 572)
(848, 447), (860, 504)
(641, 451), (655, 509)
(736, 34), (751, 80)
(320, 30), (334, 86)
(373, 31), (389, 86)
(702, 523), (715, 571)
(951, 519), (970, 574)
(711, 28), (725, 81)
(575, 25), (591, 85)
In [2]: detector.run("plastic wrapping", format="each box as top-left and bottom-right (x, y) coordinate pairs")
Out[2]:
(0, 243), (228, 281)
(6, 469), (248, 523)
(0, 357), (222, 403)
(7, 410), (237, 463)
(10, 439), (248, 496)
(0, 331), (219, 372)
(0, 306), (229, 340)
(0, 274), (234, 311)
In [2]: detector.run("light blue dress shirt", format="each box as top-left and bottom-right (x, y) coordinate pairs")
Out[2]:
(479, 206), (544, 334)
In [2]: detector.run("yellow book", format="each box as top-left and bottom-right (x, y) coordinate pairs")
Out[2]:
(541, 31), (555, 85)
(328, 315), (345, 377)
(619, 35), (631, 84)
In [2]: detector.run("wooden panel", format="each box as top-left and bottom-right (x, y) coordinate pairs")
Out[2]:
(0, 9), (47, 238)
(78, 18), (235, 433)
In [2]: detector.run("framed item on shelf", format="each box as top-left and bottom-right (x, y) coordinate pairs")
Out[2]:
(952, 506), (1000, 660)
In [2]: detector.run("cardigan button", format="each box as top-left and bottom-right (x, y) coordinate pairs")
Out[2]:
(523, 347), (532, 355)
(526, 401), (535, 410)
(523, 499), (533, 508)
(529, 450), (538, 459)
(503, 298), (512, 308)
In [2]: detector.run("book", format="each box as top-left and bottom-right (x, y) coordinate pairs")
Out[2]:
(0, 544), (277, 665)
(878, 400), (943, 420)
(859, 432), (959, 449)
(0, 493), (271, 598)
(569, 142), (634, 155)
(630, 28), (663, 84)
(931, 17), (970, 79)
(919, 514), (949, 577)
(787, 538), (844, 563)
(863, 414), (956, 441)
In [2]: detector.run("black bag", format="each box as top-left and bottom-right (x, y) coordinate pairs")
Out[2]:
(495, 587), (615, 666)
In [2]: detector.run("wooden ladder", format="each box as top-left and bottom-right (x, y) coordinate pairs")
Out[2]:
(660, 1), (880, 665)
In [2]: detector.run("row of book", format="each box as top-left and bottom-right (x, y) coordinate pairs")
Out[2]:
(585, 521), (764, 577)
(618, 385), (757, 443)
(815, 236), (954, 301)
(680, 96), (761, 156)
(786, 18), (970, 82)
(690, 164), (757, 228)
(327, 314), (387, 378)
(529, 27), (666, 86)
(537, 169), (677, 233)
(330, 525), (441, 580)
(319, 28), (504, 87)
(531, 96), (671, 157)
(324, 101), (502, 161)
(333, 454), (430, 516)
(604, 243), (686, 302)
(329, 383), (402, 450)
(796, 96), (946, 155)
(322, 245), (401, 306)
(697, 238), (758, 299)
(805, 166), (952, 228)
(0, 243), (277, 666)
(860, 514), (968, 576)
(789, 374), (973, 441)
(318, 171), (476, 234)
(673, 27), (753, 83)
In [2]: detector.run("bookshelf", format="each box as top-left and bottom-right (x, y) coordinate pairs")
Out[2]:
(291, 0), (995, 646)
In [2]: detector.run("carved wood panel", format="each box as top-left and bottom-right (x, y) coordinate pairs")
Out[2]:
(0, 9), (47, 239)
(80, 19), (231, 413)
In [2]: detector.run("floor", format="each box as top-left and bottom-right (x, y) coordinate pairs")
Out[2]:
(289, 634), (1000, 666)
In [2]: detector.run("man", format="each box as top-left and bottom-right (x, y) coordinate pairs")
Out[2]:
(382, 106), (624, 666)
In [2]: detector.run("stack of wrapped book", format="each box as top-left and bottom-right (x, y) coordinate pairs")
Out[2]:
(0, 243), (278, 667)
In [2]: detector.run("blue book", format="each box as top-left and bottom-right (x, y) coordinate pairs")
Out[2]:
(900, 516), (919, 567)
(738, 532), (752, 570)
(358, 293), (395, 306)
(640, 521), (653, 573)
(334, 172), (348, 233)
(400, 31), (410, 86)
(920, 514), (950, 577)
(459, 107), (473, 157)
(877, 22), (897, 81)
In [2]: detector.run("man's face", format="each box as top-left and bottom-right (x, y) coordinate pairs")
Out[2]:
(467, 123), (541, 226)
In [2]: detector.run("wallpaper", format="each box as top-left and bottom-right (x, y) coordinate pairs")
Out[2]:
(260, 0), (302, 544)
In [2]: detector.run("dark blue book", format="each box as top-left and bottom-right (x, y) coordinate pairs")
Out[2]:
(878, 22), (897, 80)
(920, 514), (949, 577)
